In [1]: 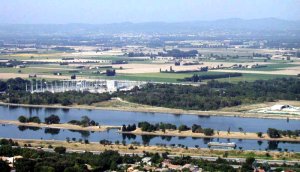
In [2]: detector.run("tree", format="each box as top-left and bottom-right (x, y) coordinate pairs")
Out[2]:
(122, 140), (126, 146)
(64, 167), (81, 172)
(178, 125), (189, 132)
(18, 115), (27, 123)
(245, 157), (255, 166)
(106, 69), (116, 76)
(28, 116), (41, 123)
(81, 116), (90, 127)
(191, 124), (202, 133)
(34, 166), (55, 172)
(203, 128), (214, 136)
(0, 160), (10, 172)
(54, 146), (66, 154)
(0, 145), (13, 156)
(62, 98), (72, 106)
(257, 132), (263, 138)
(267, 128), (281, 138)
(0, 81), (8, 92)
(45, 115), (60, 124)
(14, 158), (36, 172)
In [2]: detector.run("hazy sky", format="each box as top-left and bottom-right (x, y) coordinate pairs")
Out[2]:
(0, 0), (299, 24)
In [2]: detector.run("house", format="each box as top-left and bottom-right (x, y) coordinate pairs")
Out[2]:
(0, 155), (23, 167)
(162, 159), (181, 170)
(29, 73), (37, 78)
(141, 157), (152, 166)
(53, 72), (62, 76)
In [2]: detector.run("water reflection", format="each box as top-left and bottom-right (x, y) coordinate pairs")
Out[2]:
(18, 126), (41, 131)
(1, 106), (300, 151)
(203, 138), (213, 144)
(257, 140), (263, 146)
(62, 108), (70, 113)
(141, 135), (156, 145)
(161, 136), (172, 141)
(197, 115), (210, 118)
(69, 130), (90, 138)
(122, 133), (136, 140)
(44, 128), (60, 135)
(1, 105), (299, 133)
(268, 141), (279, 150)
(0, 124), (299, 151)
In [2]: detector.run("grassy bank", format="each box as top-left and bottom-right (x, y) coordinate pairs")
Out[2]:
(5, 138), (300, 160)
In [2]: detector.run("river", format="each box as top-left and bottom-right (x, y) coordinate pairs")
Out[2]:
(0, 105), (299, 151)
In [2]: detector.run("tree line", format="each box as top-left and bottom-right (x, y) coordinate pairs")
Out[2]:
(124, 122), (215, 136)
(0, 139), (141, 171)
(18, 114), (60, 124)
(267, 128), (300, 138)
(121, 77), (300, 110)
(2, 77), (300, 111)
(1, 138), (299, 171)
(68, 116), (98, 127)
(177, 73), (242, 82)
(158, 49), (198, 58)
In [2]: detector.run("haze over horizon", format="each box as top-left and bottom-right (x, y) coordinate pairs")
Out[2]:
(0, 0), (299, 24)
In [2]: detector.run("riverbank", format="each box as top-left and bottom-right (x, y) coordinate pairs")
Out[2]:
(1, 99), (300, 120)
(3, 138), (300, 161)
(121, 128), (300, 142)
(0, 120), (121, 132)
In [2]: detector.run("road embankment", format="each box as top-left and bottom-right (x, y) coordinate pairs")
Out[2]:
(2, 138), (300, 161)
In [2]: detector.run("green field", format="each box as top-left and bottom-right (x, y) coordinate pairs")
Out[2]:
(216, 73), (294, 83)
(79, 71), (294, 83)
(229, 63), (299, 71)
(0, 67), (62, 74)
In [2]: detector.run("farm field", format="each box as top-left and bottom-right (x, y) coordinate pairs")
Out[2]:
(86, 71), (293, 83)
(227, 63), (300, 71)
(1, 55), (298, 82)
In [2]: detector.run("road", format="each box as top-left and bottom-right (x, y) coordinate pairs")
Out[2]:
(18, 146), (300, 166)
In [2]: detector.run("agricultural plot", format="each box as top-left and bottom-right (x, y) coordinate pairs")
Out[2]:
(229, 63), (300, 71)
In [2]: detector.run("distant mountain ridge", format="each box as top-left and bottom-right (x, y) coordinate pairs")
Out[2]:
(0, 18), (300, 35)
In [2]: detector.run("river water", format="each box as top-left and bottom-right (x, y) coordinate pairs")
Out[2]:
(0, 105), (299, 151)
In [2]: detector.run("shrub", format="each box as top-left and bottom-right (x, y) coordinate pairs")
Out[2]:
(203, 128), (214, 136)
(54, 146), (66, 154)
(45, 115), (60, 124)
(257, 132), (263, 138)
(18, 116), (27, 123)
